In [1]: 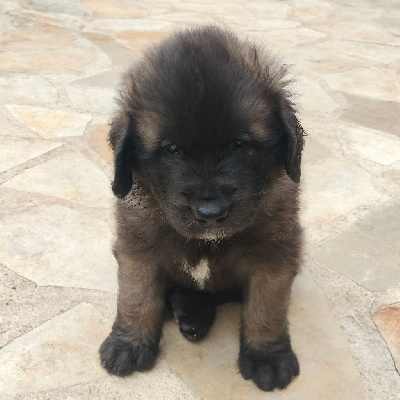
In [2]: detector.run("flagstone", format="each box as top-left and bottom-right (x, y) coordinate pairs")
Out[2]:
(88, 123), (113, 163)
(322, 68), (400, 103)
(301, 159), (382, 226)
(72, 68), (123, 89)
(115, 31), (170, 51)
(163, 273), (365, 400)
(0, 205), (117, 292)
(84, 19), (175, 33)
(0, 136), (62, 174)
(0, 24), (79, 52)
(373, 303), (400, 372)
(80, 0), (145, 18)
(65, 85), (115, 114)
(312, 202), (400, 291)
(0, 48), (96, 74)
(384, 170), (400, 186)
(0, 303), (110, 395)
(292, 77), (342, 115)
(83, 32), (134, 65)
(302, 136), (332, 164)
(20, 0), (89, 15)
(337, 124), (400, 165)
(0, 75), (58, 106)
(5, 105), (92, 138)
(0, 0), (18, 14)
(340, 93), (400, 137)
(2, 151), (113, 207)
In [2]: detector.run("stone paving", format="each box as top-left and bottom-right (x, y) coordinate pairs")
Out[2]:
(0, 0), (399, 399)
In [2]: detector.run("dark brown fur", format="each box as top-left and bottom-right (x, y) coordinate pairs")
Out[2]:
(100, 26), (304, 391)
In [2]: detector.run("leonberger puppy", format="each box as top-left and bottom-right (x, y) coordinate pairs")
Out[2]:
(100, 26), (304, 392)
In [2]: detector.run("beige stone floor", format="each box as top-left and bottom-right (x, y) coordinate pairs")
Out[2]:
(0, 0), (399, 399)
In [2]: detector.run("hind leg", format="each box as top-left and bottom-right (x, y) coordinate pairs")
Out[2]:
(170, 287), (216, 342)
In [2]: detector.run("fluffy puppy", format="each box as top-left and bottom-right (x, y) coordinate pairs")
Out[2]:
(100, 26), (304, 392)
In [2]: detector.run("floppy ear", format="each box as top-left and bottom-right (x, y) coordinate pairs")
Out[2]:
(278, 98), (305, 183)
(108, 113), (136, 198)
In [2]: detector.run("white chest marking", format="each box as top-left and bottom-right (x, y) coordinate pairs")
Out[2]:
(183, 258), (210, 289)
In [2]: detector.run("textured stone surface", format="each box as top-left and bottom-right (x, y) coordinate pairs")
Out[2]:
(337, 125), (400, 165)
(0, 205), (117, 292)
(65, 85), (115, 114)
(163, 273), (365, 400)
(0, 75), (57, 106)
(301, 159), (382, 225)
(0, 136), (62, 173)
(322, 68), (400, 103)
(88, 123), (113, 163)
(1, 1), (400, 399)
(0, 303), (110, 395)
(311, 202), (400, 291)
(340, 94), (400, 137)
(373, 303), (400, 372)
(5, 105), (92, 138)
(2, 151), (113, 207)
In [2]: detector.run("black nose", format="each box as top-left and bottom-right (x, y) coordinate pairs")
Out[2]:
(194, 201), (228, 223)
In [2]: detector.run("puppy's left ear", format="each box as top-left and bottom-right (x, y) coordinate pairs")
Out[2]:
(278, 98), (305, 183)
(108, 113), (137, 198)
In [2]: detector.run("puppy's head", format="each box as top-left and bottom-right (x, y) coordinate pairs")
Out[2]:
(109, 27), (304, 240)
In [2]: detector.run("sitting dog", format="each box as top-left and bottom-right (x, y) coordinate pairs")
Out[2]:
(100, 26), (304, 392)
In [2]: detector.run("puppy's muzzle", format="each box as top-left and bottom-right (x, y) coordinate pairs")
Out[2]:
(193, 200), (228, 226)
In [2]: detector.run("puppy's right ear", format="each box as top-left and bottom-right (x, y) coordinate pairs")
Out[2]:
(108, 113), (136, 198)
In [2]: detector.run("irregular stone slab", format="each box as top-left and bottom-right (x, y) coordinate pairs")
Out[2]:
(337, 124), (400, 165)
(20, 0), (89, 15)
(0, 0), (18, 14)
(84, 19), (174, 33)
(82, 32), (134, 65)
(65, 85), (115, 114)
(72, 68), (123, 89)
(81, 0), (144, 18)
(0, 48), (96, 74)
(313, 40), (400, 66)
(89, 123), (113, 163)
(341, 93), (400, 137)
(0, 75), (57, 106)
(301, 159), (381, 225)
(5, 105), (92, 138)
(322, 68), (400, 103)
(0, 136), (62, 173)
(0, 205), (117, 292)
(163, 273), (365, 400)
(384, 170), (400, 186)
(2, 151), (113, 207)
(22, 359), (196, 400)
(115, 31), (170, 51)
(292, 77), (342, 115)
(373, 303), (400, 372)
(302, 136), (332, 164)
(250, 28), (326, 47)
(312, 202), (400, 291)
(0, 23), (77, 52)
(0, 303), (110, 395)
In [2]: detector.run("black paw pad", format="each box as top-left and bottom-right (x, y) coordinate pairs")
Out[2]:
(99, 334), (159, 376)
(171, 287), (216, 342)
(239, 333), (299, 391)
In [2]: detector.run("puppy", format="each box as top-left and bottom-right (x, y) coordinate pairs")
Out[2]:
(100, 26), (304, 392)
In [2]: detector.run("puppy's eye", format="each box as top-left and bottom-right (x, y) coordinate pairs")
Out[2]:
(166, 144), (180, 154)
(233, 139), (245, 149)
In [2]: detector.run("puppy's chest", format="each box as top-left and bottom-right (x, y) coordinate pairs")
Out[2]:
(176, 250), (223, 290)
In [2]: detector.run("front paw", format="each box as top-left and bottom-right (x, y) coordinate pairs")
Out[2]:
(239, 334), (299, 391)
(100, 333), (159, 377)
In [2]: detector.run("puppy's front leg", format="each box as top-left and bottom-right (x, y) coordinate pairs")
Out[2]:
(100, 251), (164, 376)
(239, 269), (299, 391)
